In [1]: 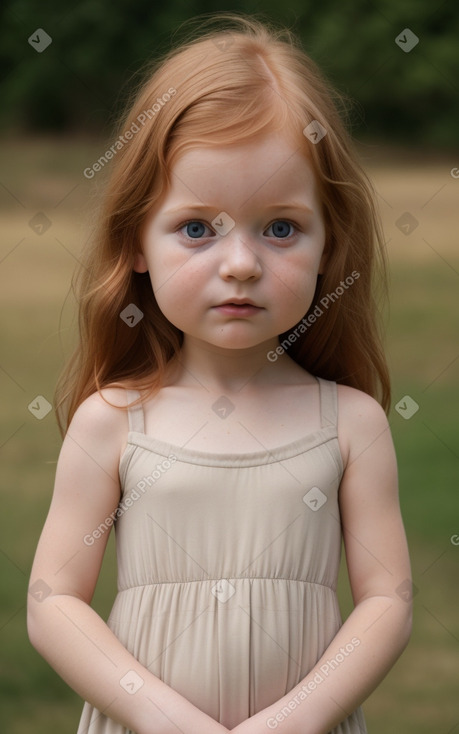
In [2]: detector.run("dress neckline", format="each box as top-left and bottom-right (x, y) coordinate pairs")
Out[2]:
(119, 377), (341, 469)
(121, 422), (340, 468)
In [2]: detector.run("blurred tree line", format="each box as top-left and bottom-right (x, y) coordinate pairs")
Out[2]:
(1, 0), (458, 147)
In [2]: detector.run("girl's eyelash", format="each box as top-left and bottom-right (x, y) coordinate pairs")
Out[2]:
(177, 220), (215, 237)
(266, 219), (299, 236)
(176, 219), (300, 239)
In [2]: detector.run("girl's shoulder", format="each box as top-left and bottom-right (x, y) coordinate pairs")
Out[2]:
(335, 382), (387, 422)
(67, 385), (133, 462)
(73, 385), (132, 422)
(334, 382), (391, 469)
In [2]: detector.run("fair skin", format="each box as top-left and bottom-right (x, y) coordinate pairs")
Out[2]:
(27, 133), (412, 734)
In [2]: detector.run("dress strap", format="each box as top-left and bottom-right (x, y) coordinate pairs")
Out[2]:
(125, 389), (145, 434)
(317, 377), (338, 428)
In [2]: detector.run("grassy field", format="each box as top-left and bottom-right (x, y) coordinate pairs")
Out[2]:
(1, 137), (458, 732)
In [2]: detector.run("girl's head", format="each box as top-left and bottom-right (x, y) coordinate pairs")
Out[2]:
(134, 132), (328, 358)
(56, 12), (390, 435)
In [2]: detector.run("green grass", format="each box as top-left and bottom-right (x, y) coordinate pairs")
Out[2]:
(1, 138), (458, 733)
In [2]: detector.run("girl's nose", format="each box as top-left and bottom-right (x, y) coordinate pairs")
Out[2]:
(218, 234), (262, 281)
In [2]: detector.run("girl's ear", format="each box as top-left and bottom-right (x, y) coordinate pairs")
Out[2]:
(133, 252), (149, 273)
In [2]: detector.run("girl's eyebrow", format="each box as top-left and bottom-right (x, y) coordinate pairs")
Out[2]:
(265, 202), (313, 213)
(163, 204), (217, 215)
(163, 202), (314, 215)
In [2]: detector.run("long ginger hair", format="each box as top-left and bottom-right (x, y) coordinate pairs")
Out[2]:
(55, 12), (390, 437)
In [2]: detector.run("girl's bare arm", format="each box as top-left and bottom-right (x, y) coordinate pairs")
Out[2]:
(230, 387), (413, 734)
(27, 390), (229, 734)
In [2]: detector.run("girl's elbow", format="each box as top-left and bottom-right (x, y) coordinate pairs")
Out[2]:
(27, 593), (51, 653)
(26, 603), (42, 651)
(405, 606), (413, 645)
(398, 600), (413, 650)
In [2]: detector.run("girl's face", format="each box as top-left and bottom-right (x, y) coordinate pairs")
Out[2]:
(136, 132), (327, 354)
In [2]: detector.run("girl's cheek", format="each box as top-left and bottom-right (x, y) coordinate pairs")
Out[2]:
(274, 251), (320, 284)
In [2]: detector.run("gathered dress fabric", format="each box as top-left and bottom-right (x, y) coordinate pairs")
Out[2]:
(77, 376), (367, 733)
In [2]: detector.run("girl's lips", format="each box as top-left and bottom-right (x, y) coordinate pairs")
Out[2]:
(213, 303), (263, 316)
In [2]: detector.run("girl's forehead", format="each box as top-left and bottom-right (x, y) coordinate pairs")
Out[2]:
(170, 131), (308, 169)
(167, 133), (318, 202)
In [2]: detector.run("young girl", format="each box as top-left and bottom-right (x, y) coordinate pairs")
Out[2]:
(27, 13), (412, 734)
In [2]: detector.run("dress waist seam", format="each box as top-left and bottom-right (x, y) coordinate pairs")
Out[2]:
(117, 577), (337, 592)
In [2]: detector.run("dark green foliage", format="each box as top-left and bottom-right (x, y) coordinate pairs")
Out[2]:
(1, 0), (458, 146)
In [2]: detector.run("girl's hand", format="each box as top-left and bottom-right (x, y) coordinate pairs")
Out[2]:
(141, 713), (231, 734)
(230, 711), (272, 734)
(141, 716), (230, 734)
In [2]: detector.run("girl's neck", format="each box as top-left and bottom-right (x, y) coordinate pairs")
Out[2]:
(164, 337), (304, 395)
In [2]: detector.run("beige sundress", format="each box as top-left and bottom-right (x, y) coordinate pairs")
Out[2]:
(77, 376), (367, 733)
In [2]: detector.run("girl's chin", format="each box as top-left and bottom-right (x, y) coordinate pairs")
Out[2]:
(183, 334), (279, 353)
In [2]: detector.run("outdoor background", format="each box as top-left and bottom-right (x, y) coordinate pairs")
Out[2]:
(1, 1), (458, 732)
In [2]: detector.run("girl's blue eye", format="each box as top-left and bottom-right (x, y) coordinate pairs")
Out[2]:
(265, 220), (295, 238)
(179, 219), (296, 241)
(181, 221), (212, 239)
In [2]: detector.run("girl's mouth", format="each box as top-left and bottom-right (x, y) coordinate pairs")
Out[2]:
(213, 303), (263, 316)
